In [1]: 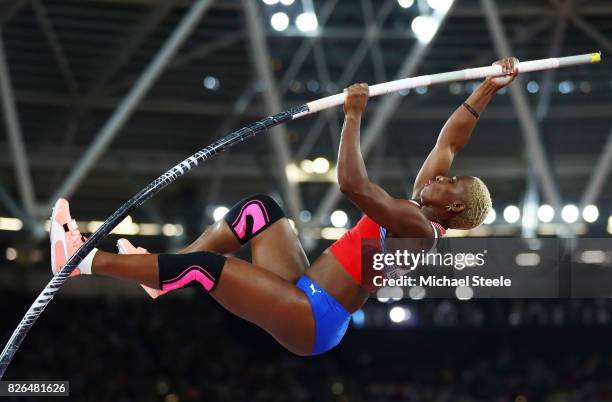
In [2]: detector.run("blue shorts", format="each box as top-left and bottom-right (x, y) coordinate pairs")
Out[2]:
(295, 275), (351, 355)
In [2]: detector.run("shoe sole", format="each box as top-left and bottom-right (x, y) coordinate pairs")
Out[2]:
(116, 240), (127, 255)
(50, 200), (64, 275)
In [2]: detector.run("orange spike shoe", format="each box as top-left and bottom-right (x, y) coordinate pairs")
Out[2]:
(50, 198), (97, 276)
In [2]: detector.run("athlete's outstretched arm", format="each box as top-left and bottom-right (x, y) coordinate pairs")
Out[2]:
(411, 57), (519, 199)
(337, 83), (432, 237)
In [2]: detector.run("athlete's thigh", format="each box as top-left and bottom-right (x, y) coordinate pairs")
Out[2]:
(180, 220), (240, 255)
(250, 218), (309, 283)
(179, 218), (308, 283)
(211, 257), (314, 356)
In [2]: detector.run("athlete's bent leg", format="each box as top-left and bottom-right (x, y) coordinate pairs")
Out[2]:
(223, 193), (309, 281)
(93, 251), (159, 288)
(91, 250), (315, 355)
(183, 193), (285, 253)
(180, 194), (308, 282)
(179, 219), (239, 255)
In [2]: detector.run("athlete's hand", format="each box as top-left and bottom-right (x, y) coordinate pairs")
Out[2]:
(343, 83), (369, 117)
(486, 57), (519, 90)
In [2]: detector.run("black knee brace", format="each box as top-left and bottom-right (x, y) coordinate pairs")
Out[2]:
(223, 194), (285, 245)
(158, 252), (226, 292)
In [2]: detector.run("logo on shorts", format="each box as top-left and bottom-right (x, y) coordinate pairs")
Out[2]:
(309, 283), (322, 295)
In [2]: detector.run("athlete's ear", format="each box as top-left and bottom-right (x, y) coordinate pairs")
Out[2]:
(449, 202), (465, 213)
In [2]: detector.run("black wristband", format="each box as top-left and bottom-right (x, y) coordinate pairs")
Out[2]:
(462, 102), (479, 119)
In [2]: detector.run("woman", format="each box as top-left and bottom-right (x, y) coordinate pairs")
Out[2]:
(50, 58), (518, 356)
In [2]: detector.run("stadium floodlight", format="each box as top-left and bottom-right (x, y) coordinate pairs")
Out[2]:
(483, 208), (496, 224)
(537, 204), (555, 223)
(411, 16), (439, 44)
(270, 12), (289, 32)
(582, 205), (599, 223)
(561, 204), (579, 223)
(330, 210), (348, 228)
(389, 306), (411, 323)
(213, 206), (229, 221)
(296, 12), (318, 32)
(503, 205), (521, 223)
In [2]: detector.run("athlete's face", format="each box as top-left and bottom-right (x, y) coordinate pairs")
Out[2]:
(420, 175), (468, 213)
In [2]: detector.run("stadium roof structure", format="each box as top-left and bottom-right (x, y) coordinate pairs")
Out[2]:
(0, 0), (610, 246)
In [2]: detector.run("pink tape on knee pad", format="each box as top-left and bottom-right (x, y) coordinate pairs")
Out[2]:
(161, 265), (216, 292)
(231, 200), (270, 241)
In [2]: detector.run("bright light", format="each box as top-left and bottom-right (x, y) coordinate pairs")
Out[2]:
(449, 83), (463, 95)
(262, 0), (279, 4)
(162, 224), (178, 237)
(515, 252), (540, 267)
(87, 220), (104, 233)
(299, 159), (313, 173)
(0, 217), (23, 231)
(286, 163), (304, 183)
(376, 287), (401, 303)
(411, 16), (439, 44)
(113, 215), (139, 236)
(280, 0), (294, 4)
(415, 86), (428, 95)
(408, 286), (426, 300)
(311, 157), (330, 174)
(527, 81), (539, 93)
(582, 205), (599, 223)
(558, 80), (575, 94)
(299, 210), (312, 222)
(270, 12), (289, 31)
(203, 76), (219, 90)
(330, 210), (348, 228)
(455, 285), (473, 300)
(483, 208), (496, 224)
(352, 309), (365, 327)
(320, 227), (347, 240)
(376, 289), (389, 303)
(397, 0), (415, 8)
(296, 12), (318, 32)
(580, 250), (606, 264)
(138, 223), (162, 236)
(537, 204), (555, 223)
(5, 247), (17, 261)
(503, 205), (521, 223)
(213, 206), (229, 221)
(427, 0), (453, 12)
(561, 204), (579, 223)
(389, 306), (411, 323)
(162, 224), (182, 237)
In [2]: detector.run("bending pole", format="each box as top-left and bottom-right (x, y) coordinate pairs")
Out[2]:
(0, 51), (601, 378)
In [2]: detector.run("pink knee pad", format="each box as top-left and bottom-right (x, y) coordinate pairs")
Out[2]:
(223, 194), (285, 245)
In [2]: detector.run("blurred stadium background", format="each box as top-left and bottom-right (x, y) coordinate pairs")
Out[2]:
(0, 0), (611, 400)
